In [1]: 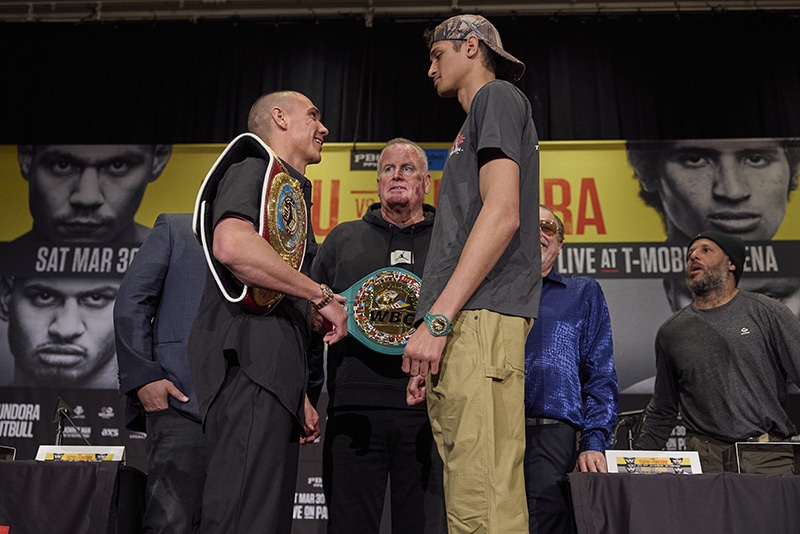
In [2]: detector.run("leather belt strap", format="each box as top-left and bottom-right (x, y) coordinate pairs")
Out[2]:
(526, 417), (563, 427)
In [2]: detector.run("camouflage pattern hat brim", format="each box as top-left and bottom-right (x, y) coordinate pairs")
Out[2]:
(432, 14), (525, 83)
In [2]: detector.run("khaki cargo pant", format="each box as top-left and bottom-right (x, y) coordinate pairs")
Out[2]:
(426, 309), (533, 534)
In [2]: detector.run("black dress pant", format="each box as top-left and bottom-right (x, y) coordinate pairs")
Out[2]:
(524, 421), (578, 534)
(323, 407), (446, 534)
(200, 365), (300, 534)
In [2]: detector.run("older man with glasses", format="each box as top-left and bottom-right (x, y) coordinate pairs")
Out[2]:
(523, 204), (619, 534)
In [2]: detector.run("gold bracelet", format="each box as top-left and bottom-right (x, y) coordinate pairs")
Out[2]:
(312, 284), (335, 311)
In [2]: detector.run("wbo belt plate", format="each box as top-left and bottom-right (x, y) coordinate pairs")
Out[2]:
(341, 268), (421, 355)
(193, 132), (307, 315)
(245, 165), (307, 313)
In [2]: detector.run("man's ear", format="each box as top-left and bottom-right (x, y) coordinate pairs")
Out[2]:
(628, 149), (662, 193)
(465, 35), (480, 58)
(0, 277), (14, 322)
(636, 169), (660, 193)
(271, 106), (288, 131)
(423, 173), (432, 195)
(17, 145), (34, 181)
(149, 145), (173, 181)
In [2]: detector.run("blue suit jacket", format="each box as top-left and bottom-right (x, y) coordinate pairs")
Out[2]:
(114, 213), (206, 431)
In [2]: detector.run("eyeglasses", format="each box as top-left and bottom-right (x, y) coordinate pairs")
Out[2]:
(539, 219), (561, 238)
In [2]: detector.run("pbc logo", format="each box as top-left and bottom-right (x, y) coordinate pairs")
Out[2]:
(350, 150), (380, 171)
(98, 407), (115, 420)
(101, 428), (119, 438)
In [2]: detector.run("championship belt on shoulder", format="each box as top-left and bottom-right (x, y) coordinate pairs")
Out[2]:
(341, 268), (421, 355)
(192, 132), (307, 315)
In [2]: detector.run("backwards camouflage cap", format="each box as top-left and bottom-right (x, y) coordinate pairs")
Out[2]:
(431, 14), (525, 83)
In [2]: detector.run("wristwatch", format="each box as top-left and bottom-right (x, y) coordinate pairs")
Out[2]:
(312, 284), (335, 311)
(423, 311), (452, 337)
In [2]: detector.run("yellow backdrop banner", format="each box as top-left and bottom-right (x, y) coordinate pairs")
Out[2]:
(5, 141), (796, 243)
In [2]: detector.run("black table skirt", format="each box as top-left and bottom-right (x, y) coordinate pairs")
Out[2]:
(0, 460), (145, 534)
(569, 471), (800, 534)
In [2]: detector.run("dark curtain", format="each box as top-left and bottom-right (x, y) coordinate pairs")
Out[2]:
(2, 11), (800, 144)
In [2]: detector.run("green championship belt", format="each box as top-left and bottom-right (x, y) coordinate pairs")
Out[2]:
(193, 132), (307, 315)
(341, 268), (421, 355)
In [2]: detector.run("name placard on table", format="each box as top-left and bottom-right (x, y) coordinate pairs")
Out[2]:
(605, 450), (702, 474)
(35, 445), (126, 462)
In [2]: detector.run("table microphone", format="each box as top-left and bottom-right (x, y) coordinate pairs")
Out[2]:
(52, 397), (92, 446)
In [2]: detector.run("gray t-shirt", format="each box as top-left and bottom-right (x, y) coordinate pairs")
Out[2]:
(637, 290), (800, 448)
(417, 80), (541, 319)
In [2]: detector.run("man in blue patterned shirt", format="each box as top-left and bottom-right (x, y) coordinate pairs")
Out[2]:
(523, 205), (618, 534)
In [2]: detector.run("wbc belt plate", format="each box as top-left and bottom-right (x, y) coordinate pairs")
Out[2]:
(341, 268), (421, 355)
(193, 132), (307, 315)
